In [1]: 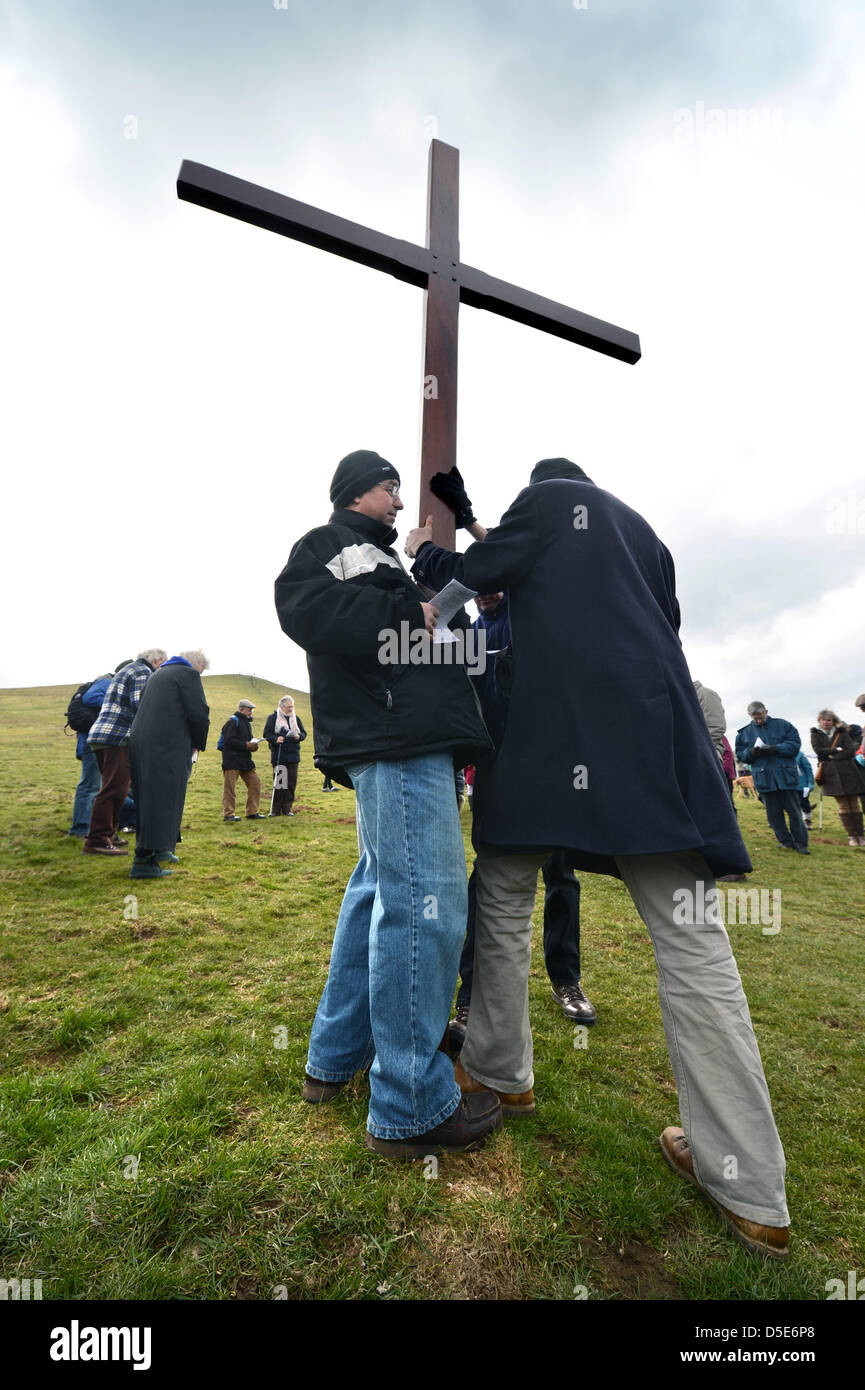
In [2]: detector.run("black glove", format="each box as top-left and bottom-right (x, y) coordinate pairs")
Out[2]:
(761, 745), (779, 756)
(748, 745), (765, 759)
(430, 466), (476, 529)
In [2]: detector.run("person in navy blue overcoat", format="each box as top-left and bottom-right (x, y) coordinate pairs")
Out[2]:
(411, 467), (749, 879)
(405, 460), (789, 1259)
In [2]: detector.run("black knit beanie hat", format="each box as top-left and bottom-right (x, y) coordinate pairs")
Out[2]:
(529, 458), (589, 485)
(330, 450), (400, 507)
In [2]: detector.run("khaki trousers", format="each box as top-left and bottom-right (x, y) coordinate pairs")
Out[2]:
(222, 769), (261, 816)
(461, 848), (788, 1228)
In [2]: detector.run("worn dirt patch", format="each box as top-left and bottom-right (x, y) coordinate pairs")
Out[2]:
(592, 1237), (683, 1300)
(438, 1141), (524, 1202)
(130, 922), (158, 940)
(410, 1220), (527, 1300)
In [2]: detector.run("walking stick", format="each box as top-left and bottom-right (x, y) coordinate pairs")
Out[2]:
(818, 785), (823, 829)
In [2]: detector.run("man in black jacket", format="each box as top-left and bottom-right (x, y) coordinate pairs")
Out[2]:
(275, 449), (499, 1159)
(221, 700), (265, 821)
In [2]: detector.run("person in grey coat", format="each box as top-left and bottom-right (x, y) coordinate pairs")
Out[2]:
(406, 458), (788, 1261)
(693, 680), (726, 763)
(128, 651), (211, 879)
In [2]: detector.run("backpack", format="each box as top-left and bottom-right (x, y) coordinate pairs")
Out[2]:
(216, 715), (239, 752)
(65, 679), (101, 735)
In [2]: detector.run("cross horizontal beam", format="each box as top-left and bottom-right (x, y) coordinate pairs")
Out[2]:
(177, 160), (641, 365)
(177, 160), (430, 287)
(459, 263), (640, 363)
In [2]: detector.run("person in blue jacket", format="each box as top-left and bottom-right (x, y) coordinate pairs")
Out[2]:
(735, 703), (809, 853)
(795, 750), (815, 829)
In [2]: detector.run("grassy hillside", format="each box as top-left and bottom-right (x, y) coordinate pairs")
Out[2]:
(0, 678), (863, 1300)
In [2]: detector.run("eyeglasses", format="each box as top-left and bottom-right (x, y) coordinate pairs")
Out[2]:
(377, 482), (401, 498)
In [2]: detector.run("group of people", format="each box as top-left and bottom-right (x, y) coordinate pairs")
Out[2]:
(66, 650), (210, 878)
(735, 700), (865, 852)
(218, 695), (307, 821)
(68, 672), (318, 873)
(275, 448), (794, 1261)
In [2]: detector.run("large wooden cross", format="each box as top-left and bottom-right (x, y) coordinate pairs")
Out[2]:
(177, 140), (640, 547)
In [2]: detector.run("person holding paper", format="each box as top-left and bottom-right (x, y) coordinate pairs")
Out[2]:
(220, 699), (265, 821)
(735, 702), (809, 852)
(274, 449), (497, 1159)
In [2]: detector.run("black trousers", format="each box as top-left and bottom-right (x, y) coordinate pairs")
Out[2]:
(763, 788), (808, 848)
(457, 849), (581, 1008)
(270, 762), (298, 814)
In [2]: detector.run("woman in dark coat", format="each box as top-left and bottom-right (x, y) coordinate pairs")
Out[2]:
(128, 652), (211, 877)
(262, 696), (307, 816)
(811, 710), (865, 847)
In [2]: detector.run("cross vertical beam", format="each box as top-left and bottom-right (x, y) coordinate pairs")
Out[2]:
(420, 141), (460, 549)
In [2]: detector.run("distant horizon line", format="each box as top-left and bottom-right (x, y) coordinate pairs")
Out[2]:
(0, 672), (312, 696)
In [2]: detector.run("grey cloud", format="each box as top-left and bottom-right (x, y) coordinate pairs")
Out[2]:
(4, 0), (837, 217)
(672, 516), (864, 637)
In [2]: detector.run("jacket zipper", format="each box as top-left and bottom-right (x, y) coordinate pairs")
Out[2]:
(386, 689), (392, 710)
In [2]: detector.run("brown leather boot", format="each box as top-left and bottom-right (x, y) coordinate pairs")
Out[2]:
(453, 1057), (535, 1116)
(660, 1127), (789, 1259)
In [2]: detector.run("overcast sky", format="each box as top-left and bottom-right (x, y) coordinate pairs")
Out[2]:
(2, 0), (863, 749)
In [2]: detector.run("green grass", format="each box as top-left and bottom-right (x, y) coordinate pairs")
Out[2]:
(0, 675), (863, 1300)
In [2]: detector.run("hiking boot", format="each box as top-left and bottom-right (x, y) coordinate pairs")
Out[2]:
(551, 982), (597, 1025)
(83, 841), (127, 856)
(365, 1089), (503, 1159)
(302, 1073), (349, 1104)
(223, 815), (240, 822)
(659, 1126), (789, 1259)
(111, 834), (129, 848)
(453, 1056), (535, 1116)
(156, 851), (180, 863)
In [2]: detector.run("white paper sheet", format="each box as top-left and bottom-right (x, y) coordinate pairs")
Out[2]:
(428, 579), (478, 643)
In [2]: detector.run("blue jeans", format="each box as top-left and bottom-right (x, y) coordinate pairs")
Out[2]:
(68, 745), (102, 836)
(306, 751), (465, 1140)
